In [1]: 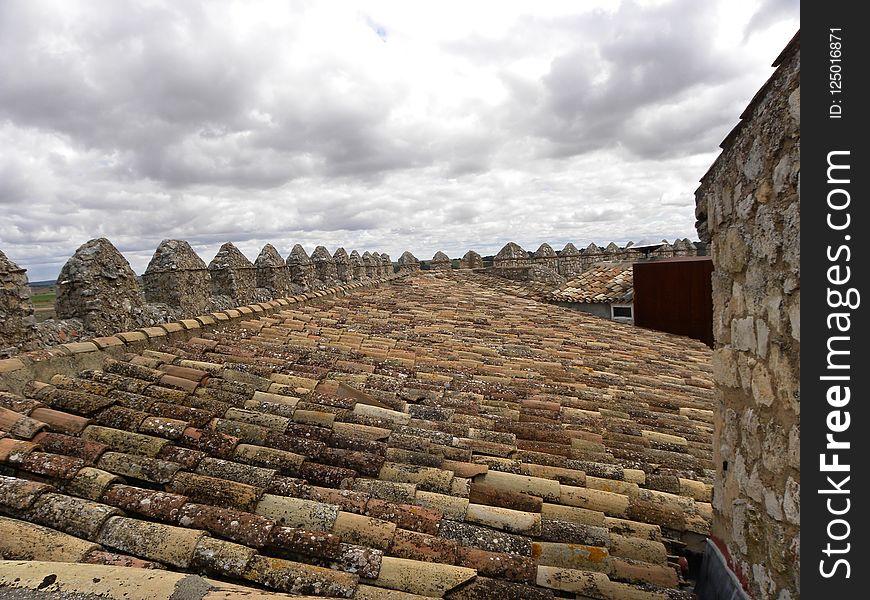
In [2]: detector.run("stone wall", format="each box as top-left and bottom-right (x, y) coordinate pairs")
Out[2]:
(693, 35), (799, 600)
(1, 238), (405, 355)
(485, 239), (697, 283)
(0, 251), (37, 356)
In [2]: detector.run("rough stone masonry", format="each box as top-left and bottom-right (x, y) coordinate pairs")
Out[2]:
(0, 250), (37, 356)
(694, 34), (800, 600)
(55, 238), (148, 336)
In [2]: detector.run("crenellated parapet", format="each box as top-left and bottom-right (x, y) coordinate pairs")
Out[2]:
(1, 237), (412, 355)
(672, 238), (697, 256)
(581, 243), (601, 268)
(652, 240), (673, 258)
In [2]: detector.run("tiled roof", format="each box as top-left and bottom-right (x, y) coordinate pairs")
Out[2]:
(445, 271), (558, 302)
(0, 272), (712, 599)
(546, 263), (634, 304)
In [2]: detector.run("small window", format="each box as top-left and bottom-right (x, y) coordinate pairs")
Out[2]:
(612, 305), (633, 318)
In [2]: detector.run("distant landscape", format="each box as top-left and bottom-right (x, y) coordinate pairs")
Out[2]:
(29, 281), (56, 322)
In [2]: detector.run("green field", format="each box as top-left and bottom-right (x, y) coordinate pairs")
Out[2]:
(31, 291), (56, 304)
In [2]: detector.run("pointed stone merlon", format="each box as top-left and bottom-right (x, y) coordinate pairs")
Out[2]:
(56, 238), (146, 336)
(143, 239), (211, 316)
(493, 242), (529, 269)
(459, 250), (483, 269)
(349, 250), (364, 280)
(397, 251), (420, 273)
(333, 248), (350, 282)
(370, 252), (384, 278)
(255, 244), (292, 298)
(361, 252), (376, 278)
(673, 238), (698, 256)
(558, 243), (582, 277)
(286, 245), (316, 289)
(311, 246), (338, 286)
(580, 243), (601, 267)
(208, 242), (257, 305)
(431, 251), (451, 271)
(653, 240), (674, 258)
(380, 253), (393, 276)
(533, 243), (559, 271)
(0, 249), (37, 355)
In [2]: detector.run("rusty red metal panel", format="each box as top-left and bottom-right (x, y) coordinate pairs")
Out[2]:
(633, 257), (714, 347)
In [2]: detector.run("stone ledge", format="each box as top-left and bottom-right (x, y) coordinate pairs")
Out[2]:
(140, 327), (168, 339)
(60, 342), (100, 355)
(0, 358), (26, 374)
(116, 331), (148, 344)
(92, 336), (125, 350)
(162, 322), (185, 334)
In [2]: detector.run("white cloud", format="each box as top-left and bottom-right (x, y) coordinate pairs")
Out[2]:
(0, 0), (798, 280)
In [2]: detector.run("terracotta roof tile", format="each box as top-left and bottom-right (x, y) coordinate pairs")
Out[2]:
(0, 515), (101, 562)
(0, 475), (53, 513)
(0, 273), (715, 597)
(179, 502), (274, 548)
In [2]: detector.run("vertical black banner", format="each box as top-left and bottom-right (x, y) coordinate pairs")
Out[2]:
(803, 3), (869, 598)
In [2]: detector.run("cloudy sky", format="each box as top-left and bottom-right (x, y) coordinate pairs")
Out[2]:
(0, 0), (798, 281)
